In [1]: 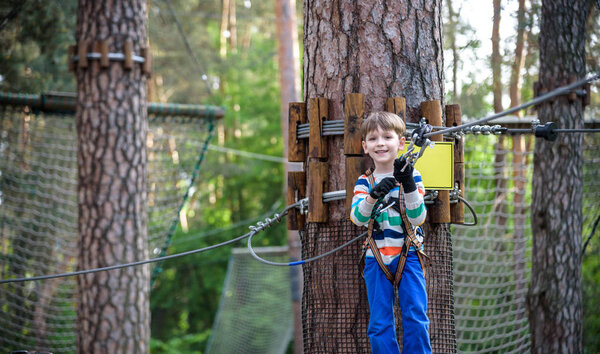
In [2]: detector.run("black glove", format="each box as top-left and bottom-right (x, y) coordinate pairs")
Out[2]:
(394, 157), (417, 193)
(369, 177), (396, 200)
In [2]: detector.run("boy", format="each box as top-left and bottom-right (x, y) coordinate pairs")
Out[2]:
(350, 111), (431, 354)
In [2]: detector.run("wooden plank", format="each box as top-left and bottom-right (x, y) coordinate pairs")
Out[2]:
(345, 156), (363, 214)
(446, 104), (464, 224)
(287, 171), (306, 230)
(78, 40), (89, 69)
(308, 98), (328, 159)
(141, 47), (152, 76)
(445, 104), (463, 163)
(385, 97), (407, 123)
(568, 75), (577, 101)
(584, 83), (591, 107)
(421, 100), (450, 224)
(68, 45), (76, 72)
(123, 39), (133, 70)
(288, 102), (307, 162)
(99, 40), (110, 68)
(308, 161), (328, 223)
(451, 162), (465, 224)
(344, 93), (365, 155)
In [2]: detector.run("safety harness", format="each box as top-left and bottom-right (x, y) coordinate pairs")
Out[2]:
(360, 169), (431, 289)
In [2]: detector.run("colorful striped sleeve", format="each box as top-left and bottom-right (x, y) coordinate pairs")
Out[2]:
(403, 169), (427, 226)
(350, 175), (375, 226)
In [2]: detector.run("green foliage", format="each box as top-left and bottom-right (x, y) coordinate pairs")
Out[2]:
(451, 75), (493, 119)
(150, 330), (211, 354)
(0, 0), (76, 92)
(147, 0), (288, 350)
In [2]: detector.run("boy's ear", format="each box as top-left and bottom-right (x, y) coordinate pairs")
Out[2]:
(399, 136), (406, 147)
(362, 140), (367, 153)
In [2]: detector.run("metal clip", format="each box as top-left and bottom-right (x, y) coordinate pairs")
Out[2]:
(378, 201), (396, 214)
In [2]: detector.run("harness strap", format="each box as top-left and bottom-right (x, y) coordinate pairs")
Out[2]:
(396, 189), (431, 280)
(360, 169), (430, 288)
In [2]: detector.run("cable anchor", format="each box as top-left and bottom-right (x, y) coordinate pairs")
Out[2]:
(401, 118), (434, 172)
(533, 121), (558, 141)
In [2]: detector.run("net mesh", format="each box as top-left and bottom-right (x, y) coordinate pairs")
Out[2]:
(206, 247), (293, 354)
(453, 134), (533, 353)
(0, 103), (214, 352)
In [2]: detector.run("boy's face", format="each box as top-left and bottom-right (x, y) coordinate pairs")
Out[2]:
(362, 127), (405, 168)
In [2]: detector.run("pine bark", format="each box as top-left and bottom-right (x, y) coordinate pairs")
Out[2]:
(303, 0), (444, 220)
(75, 1), (150, 353)
(526, 0), (588, 352)
(303, 1), (451, 352)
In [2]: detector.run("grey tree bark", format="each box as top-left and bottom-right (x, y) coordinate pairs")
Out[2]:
(526, 0), (588, 352)
(75, 1), (150, 352)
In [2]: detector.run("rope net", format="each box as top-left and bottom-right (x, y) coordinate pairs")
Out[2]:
(453, 134), (533, 353)
(0, 103), (214, 352)
(206, 247), (293, 354)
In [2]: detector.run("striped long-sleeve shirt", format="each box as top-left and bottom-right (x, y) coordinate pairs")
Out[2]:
(350, 170), (427, 265)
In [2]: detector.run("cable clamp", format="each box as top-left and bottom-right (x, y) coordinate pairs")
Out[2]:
(412, 118), (434, 147)
(534, 121), (558, 141)
(423, 190), (439, 204)
(297, 198), (309, 215)
(449, 183), (462, 204)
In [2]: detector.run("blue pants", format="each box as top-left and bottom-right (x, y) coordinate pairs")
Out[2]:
(364, 252), (431, 354)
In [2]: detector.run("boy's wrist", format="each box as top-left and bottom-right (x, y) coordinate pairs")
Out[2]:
(365, 195), (377, 204)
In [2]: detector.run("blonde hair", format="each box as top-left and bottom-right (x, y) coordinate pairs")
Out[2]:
(360, 111), (406, 139)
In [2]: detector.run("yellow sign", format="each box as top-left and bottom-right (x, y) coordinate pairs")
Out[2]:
(399, 141), (454, 190)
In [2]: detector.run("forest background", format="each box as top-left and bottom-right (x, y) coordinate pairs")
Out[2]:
(1, 0), (599, 352)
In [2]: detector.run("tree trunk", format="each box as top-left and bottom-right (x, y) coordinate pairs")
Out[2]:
(491, 0), (509, 236)
(75, 1), (150, 352)
(492, 0), (503, 114)
(275, 0), (302, 352)
(220, 0), (230, 58)
(446, 0), (459, 99)
(526, 1), (588, 353)
(302, 1), (452, 352)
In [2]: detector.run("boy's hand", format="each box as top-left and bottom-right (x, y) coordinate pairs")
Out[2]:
(369, 177), (396, 200)
(394, 157), (417, 193)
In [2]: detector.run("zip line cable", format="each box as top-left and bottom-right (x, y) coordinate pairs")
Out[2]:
(247, 230), (368, 267)
(424, 73), (600, 139)
(0, 202), (301, 285)
(207, 144), (287, 163)
(170, 202), (281, 246)
(0, 230), (250, 285)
